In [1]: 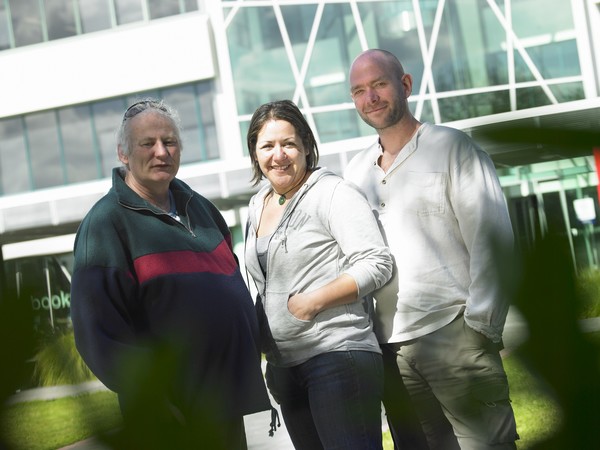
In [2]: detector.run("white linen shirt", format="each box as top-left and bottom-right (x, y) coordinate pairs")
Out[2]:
(344, 123), (514, 344)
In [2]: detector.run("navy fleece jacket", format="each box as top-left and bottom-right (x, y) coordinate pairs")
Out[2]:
(71, 168), (270, 420)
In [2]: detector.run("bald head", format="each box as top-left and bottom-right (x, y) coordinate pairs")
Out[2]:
(349, 48), (416, 133)
(350, 49), (405, 84)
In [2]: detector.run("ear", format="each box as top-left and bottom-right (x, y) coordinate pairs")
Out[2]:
(117, 145), (129, 165)
(401, 73), (413, 98)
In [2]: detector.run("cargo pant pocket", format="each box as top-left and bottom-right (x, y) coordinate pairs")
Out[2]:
(472, 379), (519, 446)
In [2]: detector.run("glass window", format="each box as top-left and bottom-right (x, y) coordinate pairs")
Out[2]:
(549, 82), (585, 103)
(279, 4), (317, 68)
(0, 2), (11, 50)
(480, 1), (509, 86)
(79, 0), (112, 33)
(304, 3), (361, 107)
(227, 6), (295, 115)
(438, 91), (510, 122)
(0, 117), (31, 194)
(239, 120), (250, 156)
(511, 0), (578, 82)
(123, 87), (215, 164)
(430, 0), (501, 92)
(521, 40), (581, 80)
(184, 0), (198, 13)
(7, 254), (74, 337)
(25, 111), (64, 189)
(45, 0), (77, 40)
(126, 90), (160, 107)
(313, 109), (370, 143)
(91, 99), (125, 177)
(162, 84), (204, 164)
(114, 0), (143, 25)
(58, 105), (101, 183)
(147, 0), (179, 20)
(196, 82), (219, 160)
(414, 100), (435, 124)
(516, 86), (553, 110)
(9, 0), (43, 46)
(358, 1), (424, 93)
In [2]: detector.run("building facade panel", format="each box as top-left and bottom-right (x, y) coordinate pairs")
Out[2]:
(0, 13), (215, 118)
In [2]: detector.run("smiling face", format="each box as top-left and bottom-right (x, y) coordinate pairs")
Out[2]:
(255, 119), (308, 195)
(118, 110), (181, 195)
(350, 51), (413, 132)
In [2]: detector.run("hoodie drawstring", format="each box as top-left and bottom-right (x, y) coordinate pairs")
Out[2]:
(269, 406), (280, 437)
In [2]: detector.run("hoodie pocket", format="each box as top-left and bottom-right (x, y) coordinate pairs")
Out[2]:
(264, 291), (313, 342)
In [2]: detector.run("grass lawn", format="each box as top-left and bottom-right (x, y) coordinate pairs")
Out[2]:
(0, 391), (121, 450)
(1, 354), (564, 450)
(503, 356), (562, 449)
(381, 354), (563, 449)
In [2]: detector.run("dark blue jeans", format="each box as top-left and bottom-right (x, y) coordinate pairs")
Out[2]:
(266, 350), (384, 450)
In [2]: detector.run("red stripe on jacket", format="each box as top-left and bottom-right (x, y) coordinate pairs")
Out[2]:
(134, 240), (238, 284)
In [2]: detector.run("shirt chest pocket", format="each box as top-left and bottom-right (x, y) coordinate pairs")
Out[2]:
(403, 171), (446, 216)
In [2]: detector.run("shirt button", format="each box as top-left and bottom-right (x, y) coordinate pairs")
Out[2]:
(382, 180), (387, 185)
(380, 202), (386, 208)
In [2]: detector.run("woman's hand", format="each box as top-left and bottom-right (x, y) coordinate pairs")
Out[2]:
(287, 274), (358, 321)
(288, 292), (318, 321)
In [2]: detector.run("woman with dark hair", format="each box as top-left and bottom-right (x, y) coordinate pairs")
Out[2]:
(244, 99), (393, 449)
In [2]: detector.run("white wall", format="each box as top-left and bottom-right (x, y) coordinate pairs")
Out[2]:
(0, 13), (215, 118)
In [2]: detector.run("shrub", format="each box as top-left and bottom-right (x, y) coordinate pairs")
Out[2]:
(31, 330), (96, 387)
(575, 268), (600, 319)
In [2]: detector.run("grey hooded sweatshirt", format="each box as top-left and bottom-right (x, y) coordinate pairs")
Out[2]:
(245, 168), (393, 367)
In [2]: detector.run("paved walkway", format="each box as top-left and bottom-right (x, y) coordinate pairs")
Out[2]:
(6, 307), (600, 450)
(57, 404), (295, 450)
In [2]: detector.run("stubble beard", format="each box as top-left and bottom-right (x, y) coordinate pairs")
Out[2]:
(360, 102), (403, 132)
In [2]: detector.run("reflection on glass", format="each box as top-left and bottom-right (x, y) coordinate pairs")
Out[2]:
(45, 0), (77, 40)
(9, 0), (43, 46)
(278, 4), (317, 69)
(59, 106), (100, 183)
(429, 1), (509, 92)
(414, 100), (434, 124)
(115, 0), (144, 25)
(239, 120), (250, 157)
(148, 0), (180, 19)
(511, 0), (577, 82)
(358, 1), (424, 93)
(196, 82), (218, 160)
(26, 112), (64, 189)
(184, 0), (198, 13)
(162, 84), (203, 164)
(517, 40), (580, 81)
(550, 82), (585, 103)
(516, 86), (554, 110)
(79, 0), (112, 33)
(126, 91), (160, 107)
(125, 82), (218, 163)
(0, 2), (12, 50)
(312, 109), (366, 143)
(304, 3), (359, 107)
(0, 117), (30, 194)
(227, 6), (295, 115)
(438, 91), (510, 122)
(92, 99), (126, 177)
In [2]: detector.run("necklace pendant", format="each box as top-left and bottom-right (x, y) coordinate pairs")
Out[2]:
(278, 195), (286, 205)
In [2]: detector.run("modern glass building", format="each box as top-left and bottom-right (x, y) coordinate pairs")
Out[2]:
(0, 0), (599, 336)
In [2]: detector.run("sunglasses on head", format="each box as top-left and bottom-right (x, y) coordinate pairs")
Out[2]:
(122, 100), (169, 122)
